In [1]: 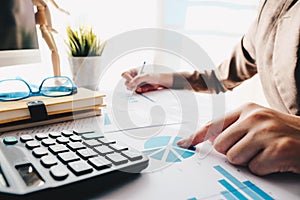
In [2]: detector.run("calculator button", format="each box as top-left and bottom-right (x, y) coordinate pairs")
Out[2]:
(49, 144), (69, 155)
(77, 149), (98, 159)
(49, 132), (61, 138)
(41, 138), (56, 147)
(94, 146), (114, 155)
(68, 160), (93, 176)
(41, 155), (58, 168)
(35, 133), (48, 140)
(83, 139), (101, 147)
(32, 147), (48, 158)
(82, 132), (104, 140)
(73, 128), (94, 135)
(3, 136), (18, 145)
(50, 165), (69, 181)
(98, 138), (116, 145)
(121, 150), (143, 161)
(58, 152), (80, 164)
(26, 141), (40, 149)
(62, 130), (74, 137)
(88, 157), (112, 170)
(109, 143), (129, 152)
(56, 137), (69, 144)
(67, 142), (86, 151)
(20, 135), (33, 142)
(105, 153), (128, 165)
(70, 135), (82, 142)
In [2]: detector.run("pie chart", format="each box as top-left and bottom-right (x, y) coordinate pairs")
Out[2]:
(143, 136), (196, 162)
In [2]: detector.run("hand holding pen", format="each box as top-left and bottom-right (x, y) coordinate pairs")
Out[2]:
(122, 63), (171, 94)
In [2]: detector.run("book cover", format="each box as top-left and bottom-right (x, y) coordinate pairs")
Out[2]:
(0, 88), (105, 124)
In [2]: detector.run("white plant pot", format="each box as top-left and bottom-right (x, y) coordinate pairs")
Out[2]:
(68, 56), (102, 91)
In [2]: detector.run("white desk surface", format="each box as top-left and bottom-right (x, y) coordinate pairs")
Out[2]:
(3, 89), (300, 199)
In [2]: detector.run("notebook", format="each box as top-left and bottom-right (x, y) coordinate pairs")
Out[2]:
(0, 88), (105, 124)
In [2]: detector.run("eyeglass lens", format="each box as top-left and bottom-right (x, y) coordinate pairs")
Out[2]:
(0, 80), (30, 101)
(41, 77), (74, 97)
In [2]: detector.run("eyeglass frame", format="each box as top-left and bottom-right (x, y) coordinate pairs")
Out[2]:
(0, 76), (77, 101)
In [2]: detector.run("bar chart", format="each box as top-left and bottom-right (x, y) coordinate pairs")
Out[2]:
(214, 165), (274, 200)
(188, 165), (275, 200)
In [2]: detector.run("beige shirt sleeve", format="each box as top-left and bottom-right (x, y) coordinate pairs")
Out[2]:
(214, 21), (258, 92)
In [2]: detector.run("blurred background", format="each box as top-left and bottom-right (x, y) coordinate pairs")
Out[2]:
(0, 0), (267, 109)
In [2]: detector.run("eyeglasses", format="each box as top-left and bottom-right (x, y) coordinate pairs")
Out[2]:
(0, 76), (77, 101)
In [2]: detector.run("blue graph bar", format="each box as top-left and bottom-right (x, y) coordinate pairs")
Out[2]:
(219, 179), (247, 200)
(243, 181), (274, 200)
(221, 191), (237, 200)
(214, 165), (265, 200)
(104, 113), (111, 125)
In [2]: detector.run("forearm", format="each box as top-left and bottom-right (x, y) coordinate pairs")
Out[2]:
(171, 70), (226, 93)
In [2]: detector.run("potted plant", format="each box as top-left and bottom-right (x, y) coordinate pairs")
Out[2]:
(66, 25), (105, 91)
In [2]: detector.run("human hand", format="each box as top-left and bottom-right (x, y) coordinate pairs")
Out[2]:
(121, 68), (172, 93)
(178, 103), (300, 175)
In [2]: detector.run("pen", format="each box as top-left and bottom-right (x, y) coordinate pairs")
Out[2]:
(131, 61), (146, 95)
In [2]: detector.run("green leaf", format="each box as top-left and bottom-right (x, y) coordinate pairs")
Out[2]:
(65, 25), (105, 57)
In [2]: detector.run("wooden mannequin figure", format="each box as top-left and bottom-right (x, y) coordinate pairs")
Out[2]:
(32, 0), (69, 76)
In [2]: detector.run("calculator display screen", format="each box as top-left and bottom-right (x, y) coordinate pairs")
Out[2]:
(16, 164), (44, 187)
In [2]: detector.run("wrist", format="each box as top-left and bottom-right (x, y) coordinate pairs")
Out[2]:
(157, 73), (174, 88)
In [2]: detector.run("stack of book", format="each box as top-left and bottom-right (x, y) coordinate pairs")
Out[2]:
(0, 88), (105, 132)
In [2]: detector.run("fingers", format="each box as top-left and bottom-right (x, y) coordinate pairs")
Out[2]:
(177, 101), (300, 175)
(177, 109), (241, 148)
(224, 132), (264, 166)
(122, 70), (173, 92)
(129, 74), (152, 89)
(125, 73), (157, 91)
(122, 72), (133, 82)
(248, 138), (300, 175)
(248, 148), (280, 176)
(122, 69), (152, 90)
(121, 69), (138, 82)
(122, 69), (139, 90)
(213, 120), (248, 154)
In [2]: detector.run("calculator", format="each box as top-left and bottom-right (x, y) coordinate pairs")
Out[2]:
(0, 129), (149, 195)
